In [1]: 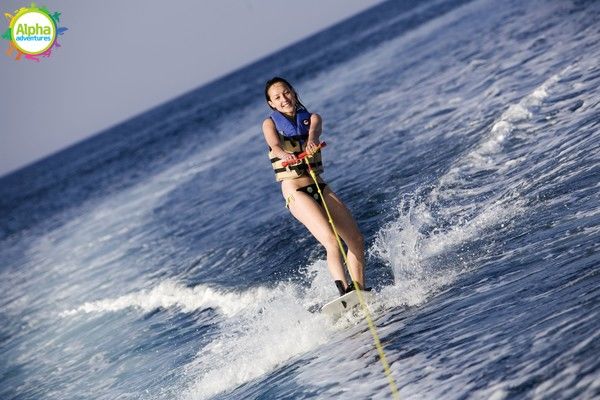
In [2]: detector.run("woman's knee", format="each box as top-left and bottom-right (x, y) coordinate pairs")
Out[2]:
(347, 231), (364, 252)
(321, 234), (340, 252)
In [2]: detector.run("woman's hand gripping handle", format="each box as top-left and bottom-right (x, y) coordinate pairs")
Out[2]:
(281, 142), (327, 167)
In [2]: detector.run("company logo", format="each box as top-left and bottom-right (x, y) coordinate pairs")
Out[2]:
(2, 2), (68, 61)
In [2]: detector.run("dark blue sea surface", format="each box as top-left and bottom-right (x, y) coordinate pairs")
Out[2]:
(1, 0), (599, 399)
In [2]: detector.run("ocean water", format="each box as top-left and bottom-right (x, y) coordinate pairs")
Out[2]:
(1, 0), (599, 399)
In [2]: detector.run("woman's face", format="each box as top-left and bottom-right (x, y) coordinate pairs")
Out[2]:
(267, 82), (297, 116)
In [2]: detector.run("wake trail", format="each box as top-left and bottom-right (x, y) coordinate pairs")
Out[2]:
(60, 280), (274, 318)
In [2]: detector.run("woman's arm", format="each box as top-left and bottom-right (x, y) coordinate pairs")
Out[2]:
(262, 118), (297, 162)
(306, 113), (322, 155)
(308, 113), (322, 142)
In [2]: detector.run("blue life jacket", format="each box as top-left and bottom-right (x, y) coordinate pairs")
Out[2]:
(269, 108), (312, 138)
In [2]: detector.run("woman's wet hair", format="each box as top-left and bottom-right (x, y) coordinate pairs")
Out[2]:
(264, 76), (306, 110)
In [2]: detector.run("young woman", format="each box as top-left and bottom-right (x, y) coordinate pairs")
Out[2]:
(262, 77), (368, 296)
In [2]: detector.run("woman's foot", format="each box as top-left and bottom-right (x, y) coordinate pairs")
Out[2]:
(345, 281), (372, 293)
(334, 280), (372, 296)
(334, 280), (347, 296)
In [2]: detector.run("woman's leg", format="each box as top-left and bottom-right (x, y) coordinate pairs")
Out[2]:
(321, 188), (366, 287)
(286, 190), (348, 285)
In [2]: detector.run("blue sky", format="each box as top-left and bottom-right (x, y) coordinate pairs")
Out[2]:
(0, 0), (381, 177)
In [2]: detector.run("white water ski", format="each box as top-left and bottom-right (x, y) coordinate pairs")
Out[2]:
(321, 290), (372, 319)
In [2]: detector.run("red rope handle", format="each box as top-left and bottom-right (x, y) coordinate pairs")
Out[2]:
(281, 142), (327, 167)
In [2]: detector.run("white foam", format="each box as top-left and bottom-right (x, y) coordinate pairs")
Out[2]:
(371, 188), (522, 311)
(371, 200), (458, 308)
(422, 201), (516, 257)
(180, 263), (338, 400)
(61, 280), (272, 318)
(478, 72), (559, 158)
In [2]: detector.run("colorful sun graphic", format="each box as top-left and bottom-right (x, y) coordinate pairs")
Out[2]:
(2, 2), (68, 61)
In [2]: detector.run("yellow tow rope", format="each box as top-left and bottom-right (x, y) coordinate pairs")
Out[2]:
(303, 154), (401, 399)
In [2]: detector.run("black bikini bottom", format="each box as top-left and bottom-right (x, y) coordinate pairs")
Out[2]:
(297, 183), (328, 207)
